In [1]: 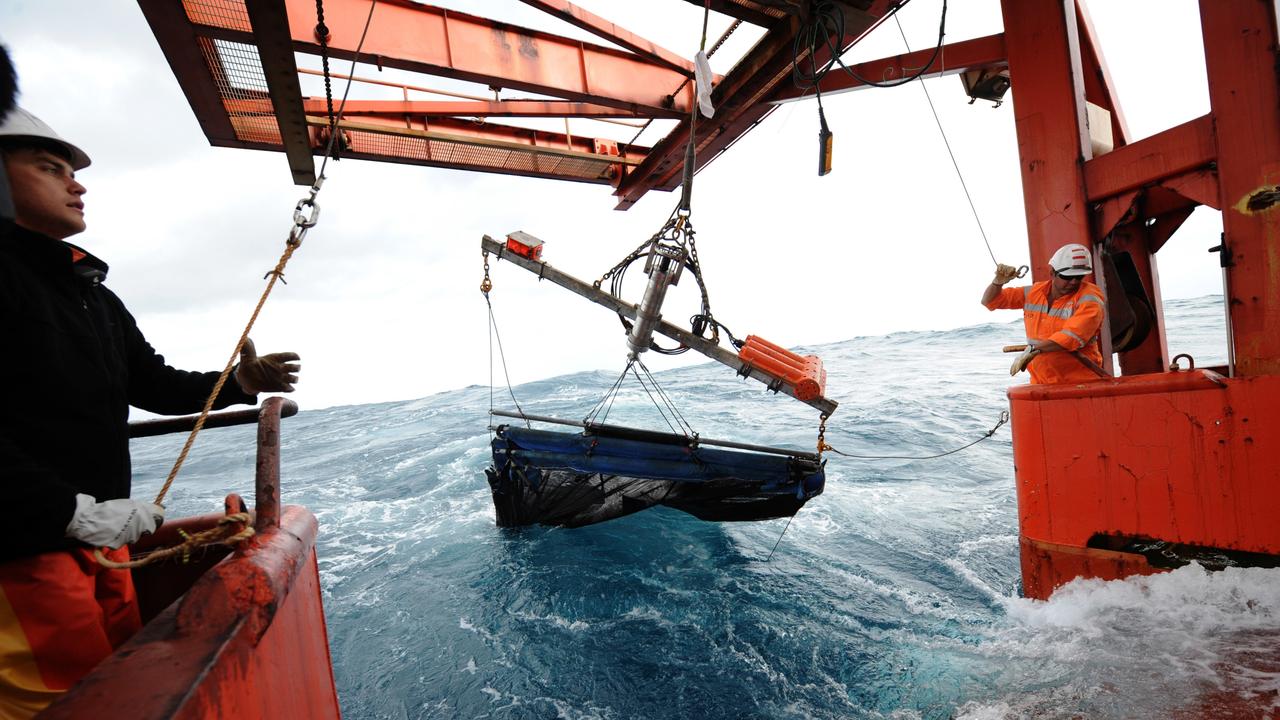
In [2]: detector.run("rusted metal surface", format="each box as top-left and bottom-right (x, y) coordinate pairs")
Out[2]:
(245, 0), (315, 184)
(770, 33), (1009, 101)
(1074, 0), (1129, 149)
(1082, 114), (1216, 203)
(277, 0), (694, 116)
(254, 397), (286, 531)
(130, 511), (235, 623)
(1000, 0), (1094, 279)
(1009, 372), (1280, 599)
(129, 399), (298, 439)
(43, 506), (339, 719)
(307, 114), (641, 185)
(297, 98), (680, 119)
(1201, 0), (1280, 378)
(517, 0), (696, 75)
(1019, 537), (1159, 601)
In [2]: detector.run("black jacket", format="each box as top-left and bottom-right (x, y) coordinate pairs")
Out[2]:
(0, 227), (257, 560)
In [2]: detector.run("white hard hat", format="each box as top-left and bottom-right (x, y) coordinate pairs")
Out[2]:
(1048, 243), (1092, 277)
(0, 107), (91, 170)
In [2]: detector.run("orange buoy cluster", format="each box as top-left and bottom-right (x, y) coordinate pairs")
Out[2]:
(737, 335), (826, 401)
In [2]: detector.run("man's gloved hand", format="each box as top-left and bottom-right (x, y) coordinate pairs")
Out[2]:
(992, 263), (1021, 286)
(65, 494), (165, 549)
(1010, 347), (1041, 376)
(234, 338), (301, 394)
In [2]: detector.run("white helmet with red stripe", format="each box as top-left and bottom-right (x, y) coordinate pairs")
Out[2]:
(1048, 243), (1092, 277)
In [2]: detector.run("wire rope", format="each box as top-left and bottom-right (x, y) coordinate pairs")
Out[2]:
(824, 411), (1008, 460)
(892, 12), (997, 265)
(484, 292), (530, 428)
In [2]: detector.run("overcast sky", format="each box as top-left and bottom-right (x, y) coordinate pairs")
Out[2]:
(1, 0), (1221, 411)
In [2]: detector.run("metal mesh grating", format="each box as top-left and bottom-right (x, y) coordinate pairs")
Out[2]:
(197, 36), (282, 145)
(182, 0), (251, 32)
(346, 129), (616, 182)
(177, 0), (618, 181)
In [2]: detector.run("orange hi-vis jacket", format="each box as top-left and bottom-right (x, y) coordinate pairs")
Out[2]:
(985, 279), (1106, 384)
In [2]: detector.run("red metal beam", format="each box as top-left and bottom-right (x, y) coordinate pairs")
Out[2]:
(772, 33), (1008, 101)
(1201, 0), (1280, 377)
(615, 2), (904, 208)
(1083, 114), (1216, 203)
(271, 0), (694, 117)
(519, 0), (695, 75)
(296, 98), (680, 119)
(1001, 0), (1117, 375)
(1075, 0), (1129, 148)
(1001, 0), (1094, 277)
(680, 0), (791, 28)
(246, 0), (315, 185)
(311, 114), (646, 160)
(304, 115), (644, 185)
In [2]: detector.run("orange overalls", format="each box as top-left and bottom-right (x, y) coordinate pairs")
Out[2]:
(0, 547), (139, 718)
(985, 280), (1106, 384)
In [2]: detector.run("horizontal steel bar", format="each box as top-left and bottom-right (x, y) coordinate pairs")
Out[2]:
(490, 409), (820, 461)
(1083, 114), (1216, 202)
(481, 235), (838, 416)
(128, 400), (300, 439)
(300, 98), (681, 119)
(769, 33), (1009, 102)
(313, 115), (646, 165)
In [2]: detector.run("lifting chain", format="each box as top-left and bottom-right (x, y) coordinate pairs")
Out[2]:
(817, 414), (832, 457)
(480, 250), (492, 294)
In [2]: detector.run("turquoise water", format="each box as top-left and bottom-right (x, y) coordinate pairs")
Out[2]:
(130, 295), (1280, 719)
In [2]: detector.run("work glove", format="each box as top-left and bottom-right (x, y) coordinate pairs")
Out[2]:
(65, 494), (165, 549)
(1010, 347), (1041, 376)
(234, 338), (301, 394)
(992, 263), (1021, 286)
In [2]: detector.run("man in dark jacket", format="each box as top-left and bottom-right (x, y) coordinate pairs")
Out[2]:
(0, 107), (300, 717)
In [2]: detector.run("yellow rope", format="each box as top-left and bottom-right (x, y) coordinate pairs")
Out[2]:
(93, 231), (305, 569)
(93, 513), (256, 570)
(152, 241), (302, 507)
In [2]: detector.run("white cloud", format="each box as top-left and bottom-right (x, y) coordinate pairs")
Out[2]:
(1, 0), (1224, 410)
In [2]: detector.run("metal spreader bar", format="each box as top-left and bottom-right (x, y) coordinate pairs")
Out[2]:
(490, 409), (821, 461)
(481, 235), (838, 416)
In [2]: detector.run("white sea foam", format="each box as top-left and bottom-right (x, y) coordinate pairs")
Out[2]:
(510, 610), (590, 631)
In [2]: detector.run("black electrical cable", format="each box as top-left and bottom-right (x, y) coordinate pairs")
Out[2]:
(833, 0), (947, 89)
(792, 0), (946, 93)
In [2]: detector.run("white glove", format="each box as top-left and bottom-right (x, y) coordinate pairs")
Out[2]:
(65, 494), (165, 549)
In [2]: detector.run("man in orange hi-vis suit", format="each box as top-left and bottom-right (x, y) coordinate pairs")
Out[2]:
(981, 243), (1108, 384)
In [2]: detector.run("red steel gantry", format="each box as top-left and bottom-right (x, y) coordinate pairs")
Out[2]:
(141, 0), (1280, 600)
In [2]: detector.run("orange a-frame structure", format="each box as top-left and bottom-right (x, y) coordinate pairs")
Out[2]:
(994, 0), (1280, 599)
(138, 0), (1278, 602)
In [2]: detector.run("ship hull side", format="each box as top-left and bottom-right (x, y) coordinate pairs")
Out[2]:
(1009, 371), (1280, 600)
(39, 505), (341, 719)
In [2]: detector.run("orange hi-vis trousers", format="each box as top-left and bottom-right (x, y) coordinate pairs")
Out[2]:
(0, 547), (139, 719)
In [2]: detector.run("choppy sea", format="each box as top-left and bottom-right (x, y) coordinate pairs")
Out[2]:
(130, 294), (1280, 719)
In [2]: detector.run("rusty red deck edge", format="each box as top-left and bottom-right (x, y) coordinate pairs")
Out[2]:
(41, 505), (340, 719)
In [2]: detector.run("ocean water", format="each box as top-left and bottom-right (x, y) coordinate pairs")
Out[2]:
(129, 295), (1280, 720)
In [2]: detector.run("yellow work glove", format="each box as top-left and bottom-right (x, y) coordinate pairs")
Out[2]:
(992, 263), (1020, 286)
(1010, 347), (1040, 376)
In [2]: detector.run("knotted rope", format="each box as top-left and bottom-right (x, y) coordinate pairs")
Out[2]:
(94, 513), (255, 569)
